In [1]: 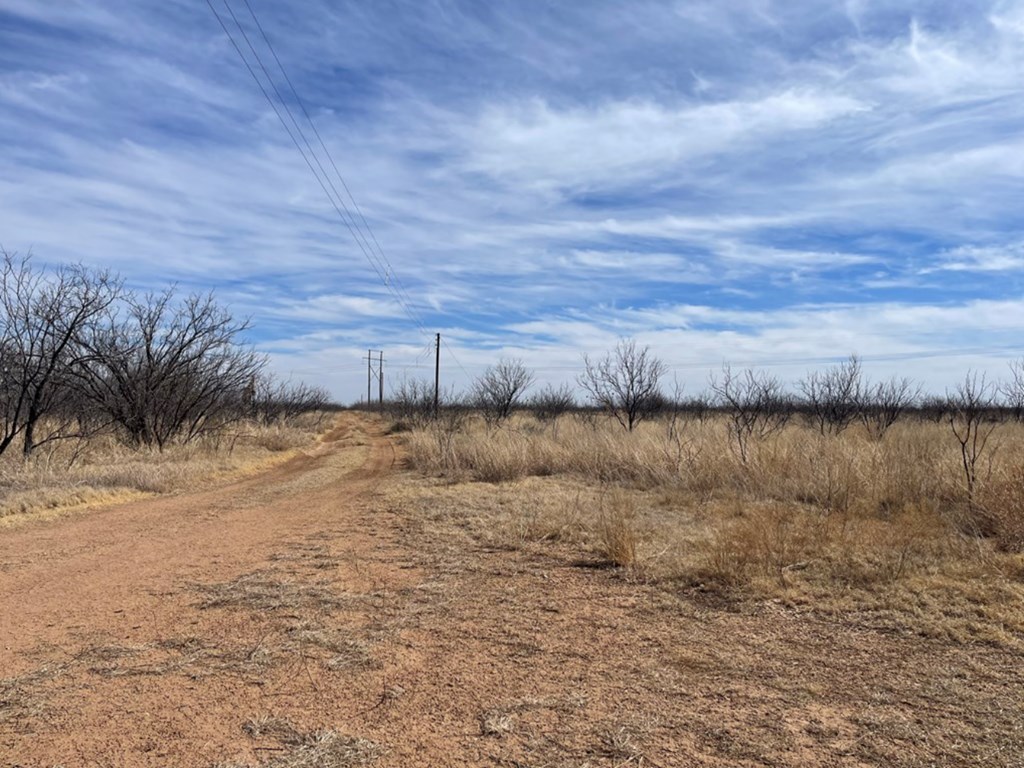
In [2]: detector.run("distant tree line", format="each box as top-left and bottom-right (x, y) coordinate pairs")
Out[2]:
(0, 251), (330, 458)
(383, 339), (1024, 443)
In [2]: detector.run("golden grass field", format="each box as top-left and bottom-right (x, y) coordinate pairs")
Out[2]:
(0, 412), (332, 525)
(402, 412), (1024, 649)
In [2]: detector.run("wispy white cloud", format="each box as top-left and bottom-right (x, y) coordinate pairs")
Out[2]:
(459, 90), (868, 190)
(928, 242), (1024, 273)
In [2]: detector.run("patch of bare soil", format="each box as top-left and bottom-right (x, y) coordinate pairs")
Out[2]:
(1, 413), (1021, 767)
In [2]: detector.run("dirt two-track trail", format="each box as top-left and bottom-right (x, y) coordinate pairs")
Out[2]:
(2, 413), (1022, 768)
(0, 413), (416, 766)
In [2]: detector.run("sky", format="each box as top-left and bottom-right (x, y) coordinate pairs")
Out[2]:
(1, 0), (1023, 401)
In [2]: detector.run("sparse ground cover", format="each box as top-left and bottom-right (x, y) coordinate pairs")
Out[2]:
(0, 412), (1021, 767)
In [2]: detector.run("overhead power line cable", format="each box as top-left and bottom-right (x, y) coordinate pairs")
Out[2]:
(206, 0), (383, 283)
(218, 0), (393, 287)
(238, 0), (428, 333)
(222, 0), (400, 307)
(207, 0), (429, 337)
(441, 336), (473, 381)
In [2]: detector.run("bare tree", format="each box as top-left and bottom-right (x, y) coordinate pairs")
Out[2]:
(798, 355), (864, 435)
(947, 372), (1001, 507)
(918, 395), (951, 424)
(710, 365), (791, 463)
(861, 376), (920, 440)
(678, 389), (713, 423)
(578, 340), (667, 431)
(387, 376), (438, 427)
(472, 358), (535, 426)
(529, 383), (575, 425)
(1000, 358), (1024, 421)
(0, 251), (121, 457)
(252, 374), (331, 425)
(659, 379), (705, 474)
(75, 289), (264, 449)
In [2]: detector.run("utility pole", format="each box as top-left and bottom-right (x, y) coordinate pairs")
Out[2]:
(434, 332), (441, 417)
(365, 349), (383, 411)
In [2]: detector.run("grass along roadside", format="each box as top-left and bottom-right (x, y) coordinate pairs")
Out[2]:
(399, 413), (1024, 648)
(0, 412), (334, 525)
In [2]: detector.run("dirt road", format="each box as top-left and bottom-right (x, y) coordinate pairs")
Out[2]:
(1, 413), (1021, 767)
(1, 413), (409, 766)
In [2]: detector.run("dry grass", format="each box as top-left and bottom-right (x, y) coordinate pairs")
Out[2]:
(194, 570), (353, 612)
(593, 489), (641, 568)
(219, 719), (382, 768)
(76, 635), (281, 679)
(187, 546), (381, 678)
(479, 695), (589, 740)
(0, 412), (332, 523)
(0, 663), (66, 727)
(402, 413), (1024, 647)
(76, 622), (377, 682)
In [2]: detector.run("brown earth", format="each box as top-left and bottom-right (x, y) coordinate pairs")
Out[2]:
(1, 413), (1021, 767)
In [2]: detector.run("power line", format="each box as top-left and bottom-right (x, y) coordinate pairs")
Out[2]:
(218, 0), (391, 285)
(207, 0), (429, 338)
(210, 2), (1017, 393)
(222, 0), (403, 315)
(206, 0), (381, 282)
(440, 336), (473, 381)
(238, 0), (428, 334)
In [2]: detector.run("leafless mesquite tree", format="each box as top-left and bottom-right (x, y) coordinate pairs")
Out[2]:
(0, 251), (122, 457)
(860, 376), (920, 439)
(947, 372), (1001, 507)
(388, 376), (438, 426)
(251, 374), (331, 426)
(710, 365), (791, 463)
(578, 340), (667, 432)
(677, 389), (713, 423)
(1000, 358), (1024, 422)
(659, 380), (705, 474)
(799, 355), (865, 435)
(75, 290), (265, 449)
(472, 358), (535, 426)
(529, 383), (575, 424)
(919, 395), (951, 424)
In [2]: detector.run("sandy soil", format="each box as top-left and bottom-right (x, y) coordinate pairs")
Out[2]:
(1, 413), (1020, 767)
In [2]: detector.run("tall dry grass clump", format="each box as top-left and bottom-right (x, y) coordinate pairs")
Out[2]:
(593, 489), (642, 568)
(407, 415), (734, 488)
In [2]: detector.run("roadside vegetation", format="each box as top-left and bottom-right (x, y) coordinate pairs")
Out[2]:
(0, 251), (333, 521)
(390, 347), (1024, 648)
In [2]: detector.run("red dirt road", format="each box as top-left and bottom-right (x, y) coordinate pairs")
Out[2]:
(1, 413), (407, 766)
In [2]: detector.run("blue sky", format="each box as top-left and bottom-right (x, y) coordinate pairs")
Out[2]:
(2, 0), (1023, 399)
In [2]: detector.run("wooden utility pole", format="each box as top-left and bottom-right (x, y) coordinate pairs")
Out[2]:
(366, 348), (372, 408)
(434, 332), (440, 416)
(378, 350), (385, 410)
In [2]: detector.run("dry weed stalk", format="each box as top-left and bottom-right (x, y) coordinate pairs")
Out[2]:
(594, 489), (641, 568)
